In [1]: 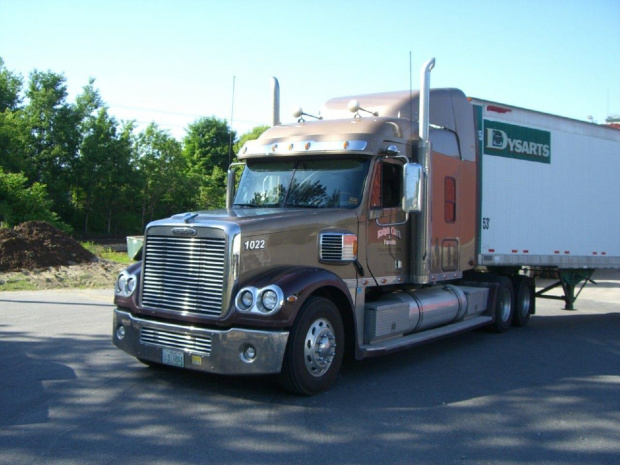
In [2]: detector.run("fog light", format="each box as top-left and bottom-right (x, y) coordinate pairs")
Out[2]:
(116, 326), (126, 340)
(243, 345), (256, 362)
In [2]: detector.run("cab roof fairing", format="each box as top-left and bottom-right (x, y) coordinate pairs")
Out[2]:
(321, 88), (462, 125)
(320, 88), (476, 162)
(238, 117), (414, 159)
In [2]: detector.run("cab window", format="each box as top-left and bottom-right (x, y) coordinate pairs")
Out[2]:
(370, 160), (402, 209)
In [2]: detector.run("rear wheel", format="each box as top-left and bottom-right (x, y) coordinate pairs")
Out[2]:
(512, 276), (534, 327)
(488, 276), (514, 333)
(278, 297), (344, 395)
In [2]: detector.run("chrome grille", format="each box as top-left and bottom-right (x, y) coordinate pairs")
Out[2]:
(141, 234), (226, 316)
(141, 327), (212, 356)
(320, 233), (343, 260)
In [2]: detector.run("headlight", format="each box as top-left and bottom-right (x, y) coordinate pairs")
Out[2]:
(115, 271), (138, 297)
(236, 289), (254, 311)
(127, 276), (136, 294)
(241, 290), (253, 307)
(235, 285), (283, 315)
(260, 289), (278, 312)
(117, 274), (127, 294)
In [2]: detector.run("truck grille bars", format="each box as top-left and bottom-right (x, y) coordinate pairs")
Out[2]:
(141, 234), (226, 317)
(140, 326), (212, 356)
(319, 232), (357, 263)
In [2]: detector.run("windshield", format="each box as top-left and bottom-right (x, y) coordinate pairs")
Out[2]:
(234, 158), (370, 209)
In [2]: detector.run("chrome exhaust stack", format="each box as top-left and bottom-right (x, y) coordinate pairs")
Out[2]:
(412, 58), (435, 284)
(418, 58), (435, 143)
(272, 77), (280, 127)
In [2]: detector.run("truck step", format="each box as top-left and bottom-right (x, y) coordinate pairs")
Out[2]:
(360, 315), (493, 357)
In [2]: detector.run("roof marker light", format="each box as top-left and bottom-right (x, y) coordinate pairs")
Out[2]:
(487, 105), (511, 114)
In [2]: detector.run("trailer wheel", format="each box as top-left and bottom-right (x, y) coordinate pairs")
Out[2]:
(489, 276), (514, 333)
(278, 296), (344, 395)
(512, 276), (534, 327)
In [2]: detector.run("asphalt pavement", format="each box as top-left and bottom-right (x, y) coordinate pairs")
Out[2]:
(0, 271), (618, 465)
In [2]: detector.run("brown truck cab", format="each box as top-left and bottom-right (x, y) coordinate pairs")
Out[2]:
(113, 61), (532, 394)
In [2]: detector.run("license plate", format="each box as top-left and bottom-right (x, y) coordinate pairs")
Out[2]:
(162, 348), (184, 367)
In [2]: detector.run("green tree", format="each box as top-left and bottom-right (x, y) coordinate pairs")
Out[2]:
(193, 165), (227, 210)
(22, 70), (81, 220)
(136, 123), (193, 226)
(0, 108), (29, 175)
(0, 59), (28, 175)
(0, 57), (23, 112)
(0, 167), (67, 229)
(182, 117), (244, 209)
(75, 77), (103, 122)
(75, 105), (136, 233)
(183, 116), (236, 173)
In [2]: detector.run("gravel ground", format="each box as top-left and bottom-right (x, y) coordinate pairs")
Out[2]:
(0, 260), (125, 290)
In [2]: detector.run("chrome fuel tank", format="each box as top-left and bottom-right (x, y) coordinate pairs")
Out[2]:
(364, 285), (488, 344)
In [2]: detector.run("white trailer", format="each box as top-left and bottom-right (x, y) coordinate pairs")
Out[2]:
(471, 98), (620, 307)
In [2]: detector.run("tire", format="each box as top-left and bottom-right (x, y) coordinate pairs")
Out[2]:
(488, 276), (514, 333)
(278, 297), (344, 395)
(511, 276), (534, 327)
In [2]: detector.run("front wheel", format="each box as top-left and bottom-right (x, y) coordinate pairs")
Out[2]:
(278, 297), (344, 395)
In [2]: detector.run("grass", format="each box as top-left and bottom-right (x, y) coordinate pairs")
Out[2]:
(0, 275), (36, 291)
(81, 241), (134, 265)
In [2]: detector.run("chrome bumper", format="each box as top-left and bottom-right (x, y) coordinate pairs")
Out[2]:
(113, 309), (289, 375)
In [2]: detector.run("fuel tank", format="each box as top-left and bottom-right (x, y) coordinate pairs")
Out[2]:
(364, 285), (488, 344)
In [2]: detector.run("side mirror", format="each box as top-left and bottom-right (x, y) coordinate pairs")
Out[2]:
(403, 163), (423, 213)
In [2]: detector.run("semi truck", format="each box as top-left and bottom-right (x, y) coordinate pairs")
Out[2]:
(113, 59), (620, 395)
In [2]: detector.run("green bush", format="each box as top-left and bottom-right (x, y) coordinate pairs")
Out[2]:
(0, 168), (70, 232)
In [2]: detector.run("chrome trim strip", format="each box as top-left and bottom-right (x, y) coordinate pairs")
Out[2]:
(243, 140), (368, 156)
(362, 275), (407, 287)
(478, 254), (620, 268)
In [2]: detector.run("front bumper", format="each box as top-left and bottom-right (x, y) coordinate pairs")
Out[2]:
(113, 309), (289, 375)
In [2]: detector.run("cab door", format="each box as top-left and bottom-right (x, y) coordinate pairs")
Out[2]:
(365, 159), (409, 284)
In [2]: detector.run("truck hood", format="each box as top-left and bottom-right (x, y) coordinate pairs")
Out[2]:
(159, 207), (359, 236)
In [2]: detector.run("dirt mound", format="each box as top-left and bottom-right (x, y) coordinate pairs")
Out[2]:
(0, 221), (96, 272)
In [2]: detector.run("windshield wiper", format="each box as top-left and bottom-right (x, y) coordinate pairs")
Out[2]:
(285, 203), (325, 209)
(234, 203), (282, 208)
(233, 203), (260, 208)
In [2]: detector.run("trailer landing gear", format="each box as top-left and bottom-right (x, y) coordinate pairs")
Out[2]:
(535, 269), (595, 310)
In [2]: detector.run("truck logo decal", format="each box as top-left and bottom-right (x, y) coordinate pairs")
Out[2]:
(484, 120), (551, 164)
(377, 226), (402, 245)
(172, 227), (197, 236)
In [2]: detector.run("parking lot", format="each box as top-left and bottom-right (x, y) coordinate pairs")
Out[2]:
(1, 270), (618, 465)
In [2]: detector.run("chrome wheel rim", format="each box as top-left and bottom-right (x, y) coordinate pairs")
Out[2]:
(499, 288), (512, 322)
(304, 318), (336, 377)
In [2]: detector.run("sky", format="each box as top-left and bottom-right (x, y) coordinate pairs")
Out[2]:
(1, 0), (619, 140)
